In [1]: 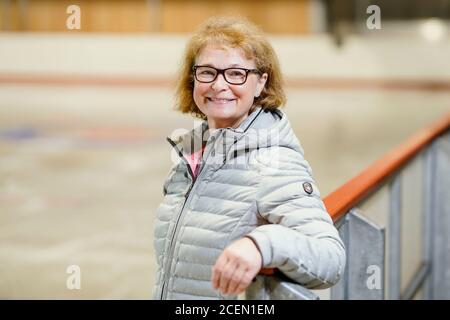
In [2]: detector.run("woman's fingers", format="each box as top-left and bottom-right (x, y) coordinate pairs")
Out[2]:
(211, 254), (228, 290)
(234, 271), (255, 295)
(219, 259), (238, 294)
(211, 237), (263, 296)
(212, 253), (243, 296)
(226, 265), (247, 295)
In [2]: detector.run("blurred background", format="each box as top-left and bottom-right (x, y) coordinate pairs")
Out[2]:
(0, 0), (449, 299)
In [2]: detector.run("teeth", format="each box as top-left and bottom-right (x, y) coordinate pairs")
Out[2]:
(209, 98), (234, 102)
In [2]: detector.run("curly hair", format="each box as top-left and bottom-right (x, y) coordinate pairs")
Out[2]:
(174, 16), (286, 120)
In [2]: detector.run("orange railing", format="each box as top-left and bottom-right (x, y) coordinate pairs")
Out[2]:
(259, 111), (450, 279)
(324, 111), (450, 222)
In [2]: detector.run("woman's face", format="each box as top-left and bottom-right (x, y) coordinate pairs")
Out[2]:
(193, 45), (268, 129)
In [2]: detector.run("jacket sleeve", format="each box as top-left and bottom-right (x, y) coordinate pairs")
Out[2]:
(246, 146), (346, 289)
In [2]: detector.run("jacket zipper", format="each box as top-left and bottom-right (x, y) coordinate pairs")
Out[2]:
(160, 135), (216, 299)
(160, 110), (263, 298)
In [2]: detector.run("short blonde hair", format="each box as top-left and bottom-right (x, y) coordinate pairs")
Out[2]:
(174, 16), (286, 120)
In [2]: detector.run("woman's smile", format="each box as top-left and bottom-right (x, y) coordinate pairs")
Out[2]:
(206, 97), (237, 105)
(193, 45), (267, 129)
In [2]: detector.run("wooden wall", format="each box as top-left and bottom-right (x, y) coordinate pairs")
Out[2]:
(0, 0), (311, 34)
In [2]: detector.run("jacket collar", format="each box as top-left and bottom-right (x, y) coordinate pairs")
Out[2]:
(167, 106), (263, 154)
(167, 105), (302, 163)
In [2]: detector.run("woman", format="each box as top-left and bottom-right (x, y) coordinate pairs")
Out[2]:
(153, 16), (346, 300)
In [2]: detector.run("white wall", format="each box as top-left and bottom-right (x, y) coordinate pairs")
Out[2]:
(0, 32), (449, 80)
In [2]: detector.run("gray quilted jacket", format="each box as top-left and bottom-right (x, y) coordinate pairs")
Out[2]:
(153, 106), (346, 300)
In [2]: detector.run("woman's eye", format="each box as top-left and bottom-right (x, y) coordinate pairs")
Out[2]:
(229, 71), (244, 77)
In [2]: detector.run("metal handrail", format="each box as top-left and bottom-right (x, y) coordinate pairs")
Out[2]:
(259, 112), (450, 273)
(325, 111), (450, 300)
(253, 111), (450, 300)
(324, 112), (450, 222)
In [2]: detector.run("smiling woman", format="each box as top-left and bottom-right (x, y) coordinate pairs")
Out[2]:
(192, 46), (268, 129)
(152, 16), (346, 300)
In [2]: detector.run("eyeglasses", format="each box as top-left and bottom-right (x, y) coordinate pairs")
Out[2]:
(192, 65), (260, 85)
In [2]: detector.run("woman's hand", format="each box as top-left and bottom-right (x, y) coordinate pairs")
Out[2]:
(211, 237), (262, 296)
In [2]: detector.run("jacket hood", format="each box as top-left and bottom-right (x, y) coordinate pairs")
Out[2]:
(167, 106), (304, 165)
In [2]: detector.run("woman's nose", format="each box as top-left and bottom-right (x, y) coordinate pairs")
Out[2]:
(211, 73), (228, 91)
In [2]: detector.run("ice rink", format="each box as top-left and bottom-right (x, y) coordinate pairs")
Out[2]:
(0, 34), (449, 298)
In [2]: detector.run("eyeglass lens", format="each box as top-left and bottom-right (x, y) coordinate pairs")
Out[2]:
(195, 66), (248, 84)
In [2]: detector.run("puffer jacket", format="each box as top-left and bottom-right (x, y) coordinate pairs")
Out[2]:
(153, 106), (346, 300)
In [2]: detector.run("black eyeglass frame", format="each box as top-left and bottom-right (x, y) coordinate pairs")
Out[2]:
(192, 65), (261, 85)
